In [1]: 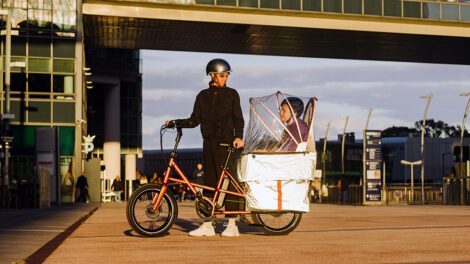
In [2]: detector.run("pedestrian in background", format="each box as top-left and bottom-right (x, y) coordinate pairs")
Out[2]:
(192, 163), (205, 195)
(76, 173), (90, 203)
(111, 175), (123, 202)
(150, 171), (161, 184)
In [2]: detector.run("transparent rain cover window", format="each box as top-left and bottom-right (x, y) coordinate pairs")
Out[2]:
(243, 91), (317, 154)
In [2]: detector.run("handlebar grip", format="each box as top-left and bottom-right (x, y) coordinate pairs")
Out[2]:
(166, 120), (176, 129)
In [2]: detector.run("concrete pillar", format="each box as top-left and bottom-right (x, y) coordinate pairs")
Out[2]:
(126, 154), (136, 198)
(104, 84), (120, 180)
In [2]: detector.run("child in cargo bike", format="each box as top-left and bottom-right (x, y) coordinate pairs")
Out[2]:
(238, 92), (317, 214)
(277, 97), (309, 152)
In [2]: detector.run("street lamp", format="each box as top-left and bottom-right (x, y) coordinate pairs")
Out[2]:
(322, 122), (330, 186)
(419, 93), (433, 205)
(341, 116), (349, 176)
(459, 92), (470, 205)
(364, 108), (373, 131)
(401, 160), (422, 204)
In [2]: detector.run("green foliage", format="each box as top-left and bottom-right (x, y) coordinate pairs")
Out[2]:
(382, 119), (469, 138)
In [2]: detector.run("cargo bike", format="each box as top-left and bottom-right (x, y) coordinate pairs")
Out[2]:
(126, 92), (318, 237)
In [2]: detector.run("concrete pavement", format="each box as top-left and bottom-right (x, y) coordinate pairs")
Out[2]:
(0, 203), (98, 264)
(43, 202), (470, 264)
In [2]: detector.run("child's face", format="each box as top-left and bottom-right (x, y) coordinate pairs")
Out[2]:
(280, 104), (293, 123)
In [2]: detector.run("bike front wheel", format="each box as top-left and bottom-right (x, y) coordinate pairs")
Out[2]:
(252, 212), (302, 236)
(126, 184), (178, 237)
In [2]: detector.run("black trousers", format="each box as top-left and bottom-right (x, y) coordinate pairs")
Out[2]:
(202, 139), (242, 213)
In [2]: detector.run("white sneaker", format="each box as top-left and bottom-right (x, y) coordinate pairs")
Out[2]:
(221, 218), (240, 237)
(188, 222), (216, 237)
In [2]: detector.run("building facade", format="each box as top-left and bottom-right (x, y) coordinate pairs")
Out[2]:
(0, 0), (142, 207)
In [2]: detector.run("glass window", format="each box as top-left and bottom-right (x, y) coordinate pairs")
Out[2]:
(28, 58), (51, 73)
(324, 0), (341, 12)
(53, 102), (74, 123)
(53, 0), (77, 11)
(128, 119), (139, 134)
(28, 101), (51, 123)
(28, 0), (52, 9)
(260, 0), (279, 8)
(53, 59), (74, 73)
(28, 9), (53, 29)
(53, 39), (75, 58)
(404, 1), (421, 18)
(53, 75), (74, 93)
(239, 0), (258, 7)
(218, 0), (237, 6)
(12, 8), (27, 29)
(10, 0), (28, 9)
(28, 73), (51, 92)
(364, 0), (382, 15)
(423, 3), (440, 20)
(344, 0), (362, 14)
(195, 0), (215, 4)
(282, 0), (301, 10)
(10, 100), (25, 123)
(442, 4), (458, 21)
(462, 5), (470, 21)
(11, 57), (26, 73)
(11, 37), (27, 56)
(303, 0), (321, 11)
(384, 0), (402, 17)
(29, 39), (51, 57)
(11, 73), (26, 92)
(52, 10), (76, 31)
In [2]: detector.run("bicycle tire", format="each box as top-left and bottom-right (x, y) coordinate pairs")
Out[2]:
(252, 212), (302, 236)
(126, 184), (178, 237)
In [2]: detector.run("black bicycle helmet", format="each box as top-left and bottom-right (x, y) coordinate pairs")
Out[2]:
(206, 58), (231, 75)
(281, 97), (304, 118)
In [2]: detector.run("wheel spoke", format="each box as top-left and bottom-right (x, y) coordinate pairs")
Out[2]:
(133, 190), (170, 232)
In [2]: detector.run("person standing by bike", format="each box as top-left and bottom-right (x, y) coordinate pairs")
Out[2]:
(165, 58), (244, 237)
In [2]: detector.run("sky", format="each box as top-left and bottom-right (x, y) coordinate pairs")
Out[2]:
(142, 50), (470, 150)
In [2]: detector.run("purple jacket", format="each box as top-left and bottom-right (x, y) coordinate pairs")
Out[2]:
(279, 118), (309, 151)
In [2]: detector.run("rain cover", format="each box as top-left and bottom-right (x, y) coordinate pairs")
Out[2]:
(243, 92), (317, 154)
(237, 92), (318, 212)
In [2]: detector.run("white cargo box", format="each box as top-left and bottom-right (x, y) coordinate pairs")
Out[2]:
(237, 152), (316, 212)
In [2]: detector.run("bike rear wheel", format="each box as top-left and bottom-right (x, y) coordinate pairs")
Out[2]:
(126, 184), (178, 237)
(252, 212), (302, 235)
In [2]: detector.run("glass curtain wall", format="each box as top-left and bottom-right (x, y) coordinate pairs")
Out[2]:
(1, 0), (78, 207)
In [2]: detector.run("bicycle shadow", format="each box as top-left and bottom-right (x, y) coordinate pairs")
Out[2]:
(173, 218), (260, 234)
(173, 218), (200, 232)
(123, 229), (170, 238)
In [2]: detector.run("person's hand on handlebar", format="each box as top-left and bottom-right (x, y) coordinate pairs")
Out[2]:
(233, 138), (244, 149)
(164, 120), (177, 128)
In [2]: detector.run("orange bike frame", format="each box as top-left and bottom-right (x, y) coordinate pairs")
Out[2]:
(152, 157), (250, 215)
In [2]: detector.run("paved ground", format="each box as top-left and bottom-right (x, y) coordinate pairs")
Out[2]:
(43, 202), (470, 264)
(0, 203), (98, 264)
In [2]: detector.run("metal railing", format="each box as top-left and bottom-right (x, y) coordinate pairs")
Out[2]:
(128, 0), (470, 23)
(442, 176), (470, 205)
(320, 183), (444, 205)
(385, 183), (443, 204)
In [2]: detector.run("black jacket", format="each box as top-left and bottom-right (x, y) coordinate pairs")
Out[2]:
(178, 86), (244, 142)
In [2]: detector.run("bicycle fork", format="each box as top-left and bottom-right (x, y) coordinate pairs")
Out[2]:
(152, 162), (173, 211)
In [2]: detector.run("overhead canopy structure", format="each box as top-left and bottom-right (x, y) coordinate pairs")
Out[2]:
(82, 0), (470, 65)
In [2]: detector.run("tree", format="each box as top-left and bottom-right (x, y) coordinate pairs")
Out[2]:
(382, 120), (468, 138)
(414, 119), (469, 138)
(381, 126), (416, 138)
